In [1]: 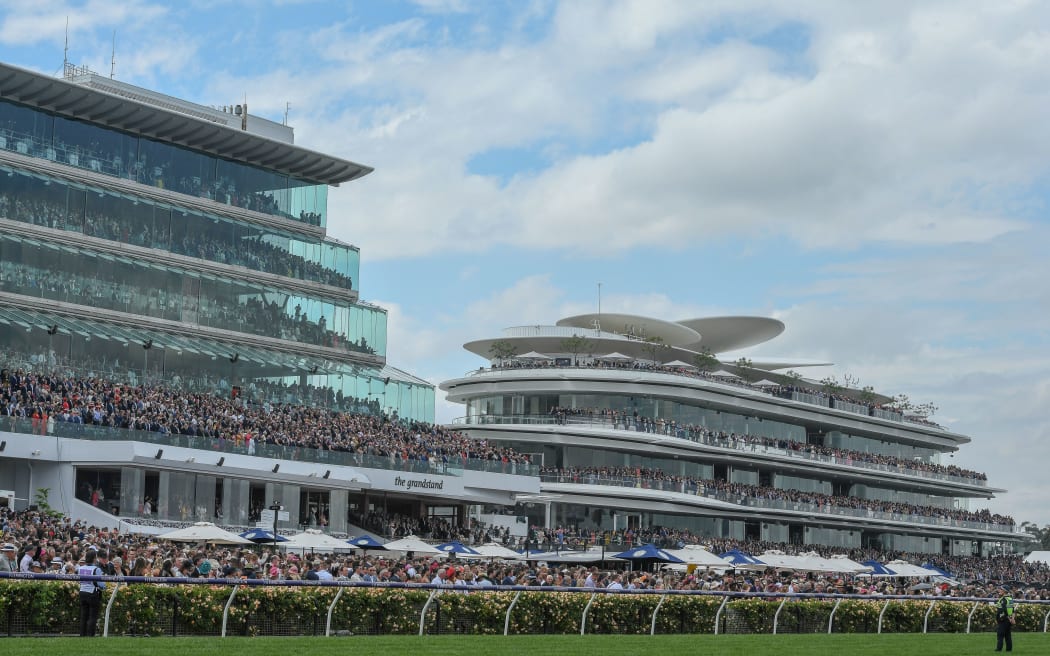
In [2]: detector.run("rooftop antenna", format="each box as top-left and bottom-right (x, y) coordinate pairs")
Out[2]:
(110, 30), (116, 79)
(284, 101), (291, 126)
(62, 17), (69, 76)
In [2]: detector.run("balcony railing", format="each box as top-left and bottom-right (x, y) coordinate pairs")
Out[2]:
(0, 415), (537, 477)
(455, 414), (986, 487)
(539, 473), (1014, 533)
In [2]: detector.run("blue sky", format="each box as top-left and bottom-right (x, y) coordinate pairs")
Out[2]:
(4, 0), (1050, 528)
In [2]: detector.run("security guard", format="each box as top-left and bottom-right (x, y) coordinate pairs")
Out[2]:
(995, 585), (1015, 652)
(77, 549), (106, 637)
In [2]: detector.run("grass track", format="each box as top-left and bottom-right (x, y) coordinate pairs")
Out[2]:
(0, 633), (1044, 656)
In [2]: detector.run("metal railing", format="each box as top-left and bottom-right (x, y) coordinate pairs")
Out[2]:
(0, 572), (1047, 637)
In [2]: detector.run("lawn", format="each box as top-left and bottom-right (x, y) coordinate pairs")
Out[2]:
(0, 633), (1042, 656)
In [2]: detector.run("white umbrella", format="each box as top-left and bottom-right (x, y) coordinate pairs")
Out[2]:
(472, 543), (526, 560)
(383, 535), (442, 554)
(515, 351), (552, 360)
(599, 352), (632, 360)
(663, 360), (698, 369)
(664, 545), (733, 569)
(884, 560), (940, 577)
(283, 529), (355, 553)
(158, 521), (252, 545)
(824, 554), (872, 573)
(752, 379), (781, 387)
(709, 369), (739, 379)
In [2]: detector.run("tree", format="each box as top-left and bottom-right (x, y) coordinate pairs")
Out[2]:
(820, 376), (841, 397)
(34, 487), (63, 520)
(691, 347), (718, 372)
(859, 385), (877, 404)
(734, 357), (755, 382)
(488, 340), (518, 366)
(843, 373), (860, 390)
(913, 401), (939, 419)
(784, 370), (803, 383)
(559, 334), (594, 366)
(889, 393), (913, 414)
(1020, 522), (1050, 550)
(642, 336), (668, 365)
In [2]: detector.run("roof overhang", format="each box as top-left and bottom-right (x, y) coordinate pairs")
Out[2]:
(0, 62), (372, 186)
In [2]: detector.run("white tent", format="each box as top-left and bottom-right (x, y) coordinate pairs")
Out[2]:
(599, 352), (632, 360)
(158, 522), (252, 545)
(663, 360), (697, 369)
(472, 543), (526, 560)
(823, 554), (872, 573)
(515, 351), (552, 360)
(283, 529), (355, 553)
(752, 379), (781, 387)
(757, 551), (821, 571)
(709, 369), (739, 379)
(1024, 551), (1050, 565)
(383, 535), (442, 554)
(664, 545), (733, 569)
(883, 560), (940, 577)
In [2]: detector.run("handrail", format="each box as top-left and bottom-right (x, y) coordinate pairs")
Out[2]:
(772, 596), (789, 634)
(220, 584), (239, 637)
(325, 587), (344, 636)
(580, 592), (597, 635)
(102, 581), (121, 637)
(650, 594), (668, 635)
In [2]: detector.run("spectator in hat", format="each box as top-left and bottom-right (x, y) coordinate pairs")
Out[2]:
(0, 543), (17, 573)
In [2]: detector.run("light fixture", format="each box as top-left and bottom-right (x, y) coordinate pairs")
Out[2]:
(186, 457), (196, 463)
(216, 457), (225, 467)
(0, 441), (5, 452)
(272, 464), (280, 473)
(323, 470), (331, 479)
(155, 449), (163, 459)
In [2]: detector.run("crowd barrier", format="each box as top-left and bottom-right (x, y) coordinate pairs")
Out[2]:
(1, 572), (1048, 638)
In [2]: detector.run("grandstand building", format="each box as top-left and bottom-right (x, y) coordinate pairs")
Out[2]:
(440, 313), (1021, 557)
(0, 61), (537, 532)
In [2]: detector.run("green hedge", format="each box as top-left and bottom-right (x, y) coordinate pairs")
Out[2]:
(0, 582), (1045, 637)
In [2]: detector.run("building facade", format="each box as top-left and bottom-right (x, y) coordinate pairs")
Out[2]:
(441, 313), (1020, 557)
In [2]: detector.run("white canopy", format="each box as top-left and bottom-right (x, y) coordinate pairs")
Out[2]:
(599, 352), (632, 360)
(383, 535), (442, 554)
(1024, 551), (1050, 565)
(882, 560), (940, 577)
(709, 369), (739, 378)
(664, 545), (733, 568)
(663, 360), (697, 369)
(752, 379), (781, 387)
(472, 543), (526, 560)
(158, 522), (252, 545)
(515, 351), (552, 360)
(283, 529), (354, 553)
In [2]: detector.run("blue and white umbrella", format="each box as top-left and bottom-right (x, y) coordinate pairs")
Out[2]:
(922, 563), (952, 577)
(434, 540), (482, 556)
(347, 535), (386, 549)
(718, 549), (766, 568)
(860, 559), (895, 576)
(612, 543), (685, 563)
(239, 528), (288, 543)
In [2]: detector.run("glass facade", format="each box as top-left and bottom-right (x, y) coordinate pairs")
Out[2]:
(0, 98), (329, 227)
(0, 166), (357, 290)
(0, 234), (385, 356)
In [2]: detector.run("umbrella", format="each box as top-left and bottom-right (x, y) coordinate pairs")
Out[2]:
(752, 379), (781, 387)
(515, 351), (552, 360)
(435, 541), (482, 556)
(283, 529), (354, 553)
(910, 582), (935, 591)
(922, 563), (952, 577)
(159, 522), (252, 545)
(472, 542), (526, 560)
(709, 369), (739, 378)
(599, 352), (632, 360)
(719, 549), (766, 568)
(663, 360), (697, 369)
(663, 545), (733, 569)
(346, 535), (386, 549)
(860, 559), (895, 576)
(239, 528), (288, 543)
(383, 535), (442, 554)
(612, 543), (685, 563)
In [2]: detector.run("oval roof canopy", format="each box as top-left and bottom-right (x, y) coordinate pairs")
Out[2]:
(557, 313), (700, 347)
(677, 316), (785, 354)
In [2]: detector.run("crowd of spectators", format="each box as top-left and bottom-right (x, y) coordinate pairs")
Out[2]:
(0, 189), (353, 289)
(0, 367), (531, 467)
(539, 465), (1013, 527)
(1, 507), (1046, 600)
(547, 405), (986, 482)
(0, 261), (373, 355)
(491, 358), (938, 430)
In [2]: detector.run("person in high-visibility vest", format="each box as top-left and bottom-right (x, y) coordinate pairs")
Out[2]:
(77, 549), (106, 637)
(995, 585), (1015, 652)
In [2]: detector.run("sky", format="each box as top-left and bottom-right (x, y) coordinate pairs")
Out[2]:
(2, 0), (1048, 528)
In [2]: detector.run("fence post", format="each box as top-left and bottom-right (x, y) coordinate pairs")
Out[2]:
(580, 593), (597, 635)
(923, 600), (936, 634)
(714, 595), (729, 635)
(102, 582), (121, 637)
(877, 599), (892, 634)
(650, 594), (668, 636)
(966, 601), (980, 634)
(325, 587), (344, 636)
(772, 597), (789, 635)
(504, 590), (522, 636)
(827, 598), (843, 634)
(220, 585), (239, 638)
(1043, 607), (1050, 633)
(418, 589), (439, 636)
